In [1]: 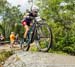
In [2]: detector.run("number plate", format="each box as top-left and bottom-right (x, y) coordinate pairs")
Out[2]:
(35, 16), (41, 22)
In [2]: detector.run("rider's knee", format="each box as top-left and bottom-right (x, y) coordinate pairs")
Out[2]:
(26, 27), (29, 32)
(24, 25), (29, 31)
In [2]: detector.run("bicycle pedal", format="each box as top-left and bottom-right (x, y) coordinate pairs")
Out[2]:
(24, 45), (27, 48)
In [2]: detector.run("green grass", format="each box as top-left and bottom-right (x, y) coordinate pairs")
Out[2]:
(0, 51), (14, 63)
(29, 45), (38, 52)
(48, 49), (68, 55)
(29, 45), (68, 55)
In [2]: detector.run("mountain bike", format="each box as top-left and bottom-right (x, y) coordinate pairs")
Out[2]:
(20, 16), (53, 52)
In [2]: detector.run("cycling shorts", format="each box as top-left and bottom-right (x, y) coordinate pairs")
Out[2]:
(22, 20), (31, 26)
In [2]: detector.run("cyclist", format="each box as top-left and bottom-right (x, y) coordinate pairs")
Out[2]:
(21, 6), (39, 42)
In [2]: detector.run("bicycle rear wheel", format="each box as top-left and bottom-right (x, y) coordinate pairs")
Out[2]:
(20, 24), (35, 51)
(20, 30), (33, 51)
(36, 23), (52, 52)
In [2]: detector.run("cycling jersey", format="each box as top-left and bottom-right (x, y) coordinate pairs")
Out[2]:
(22, 12), (37, 26)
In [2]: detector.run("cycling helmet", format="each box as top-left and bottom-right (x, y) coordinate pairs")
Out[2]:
(31, 5), (39, 12)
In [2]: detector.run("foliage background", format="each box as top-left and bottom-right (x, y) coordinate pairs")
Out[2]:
(36, 0), (75, 55)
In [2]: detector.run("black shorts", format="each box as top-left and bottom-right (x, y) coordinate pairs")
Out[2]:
(22, 21), (31, 26)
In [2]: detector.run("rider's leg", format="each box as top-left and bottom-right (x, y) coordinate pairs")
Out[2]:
(24, 25), (29, 41)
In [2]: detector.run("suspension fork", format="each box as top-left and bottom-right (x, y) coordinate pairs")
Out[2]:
(29, 22), (38, 42)
(30, 23), (36, 43)
(35, 23), (40, 40)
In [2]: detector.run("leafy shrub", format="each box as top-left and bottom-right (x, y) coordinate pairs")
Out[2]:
(63, 46), (75, 55)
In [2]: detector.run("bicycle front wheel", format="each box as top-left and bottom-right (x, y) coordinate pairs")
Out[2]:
(36, 23), (52, 52)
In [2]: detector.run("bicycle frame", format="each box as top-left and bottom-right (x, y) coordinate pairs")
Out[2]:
(27, 19), (39, 43)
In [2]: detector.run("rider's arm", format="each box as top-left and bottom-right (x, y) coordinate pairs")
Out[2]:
(21, 13), (30, 22)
